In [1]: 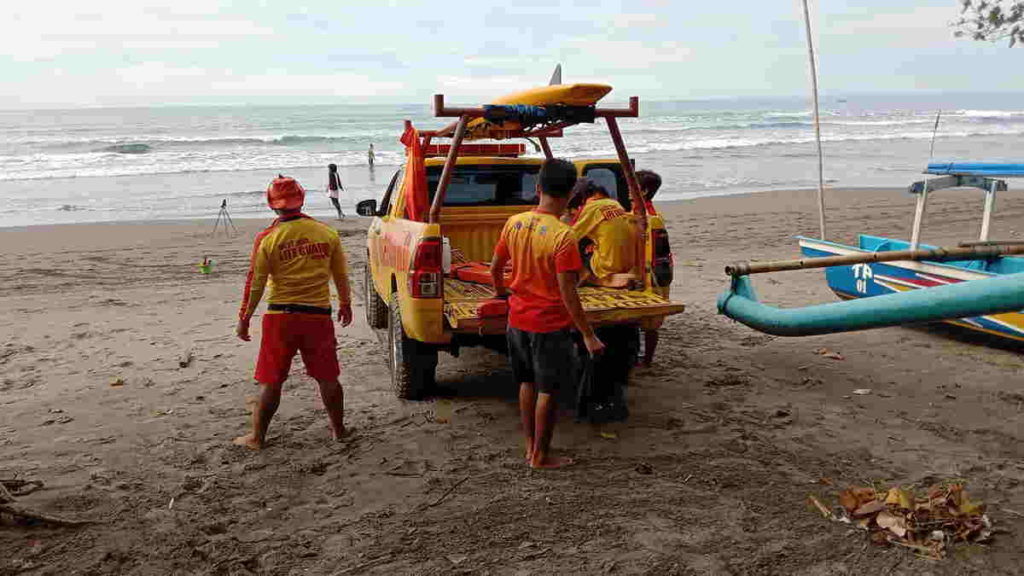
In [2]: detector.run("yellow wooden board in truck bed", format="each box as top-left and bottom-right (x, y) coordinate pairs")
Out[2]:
(443, 278), (684, 334)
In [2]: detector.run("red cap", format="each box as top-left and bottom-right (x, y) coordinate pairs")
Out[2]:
(267, 176), (305, 211)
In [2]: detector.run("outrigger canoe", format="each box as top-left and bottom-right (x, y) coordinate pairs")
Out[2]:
(797, 162), (1024, 342)
(717, 162), (1024, 341)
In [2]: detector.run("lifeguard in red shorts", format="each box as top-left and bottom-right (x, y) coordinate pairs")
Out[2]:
(234, 176), (353, 449)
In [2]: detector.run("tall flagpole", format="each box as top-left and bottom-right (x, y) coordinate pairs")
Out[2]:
(801, 0), (826, 240)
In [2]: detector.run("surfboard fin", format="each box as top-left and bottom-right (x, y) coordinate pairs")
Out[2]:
(548, 64), (562, 86)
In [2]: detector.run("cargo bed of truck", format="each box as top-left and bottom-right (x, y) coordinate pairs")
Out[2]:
(443, 277), (685, 335)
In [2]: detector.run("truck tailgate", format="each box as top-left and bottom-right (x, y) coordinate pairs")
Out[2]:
(443, 278), (684, 334)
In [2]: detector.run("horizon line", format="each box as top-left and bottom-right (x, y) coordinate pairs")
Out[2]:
(5, 89), (1024, 113)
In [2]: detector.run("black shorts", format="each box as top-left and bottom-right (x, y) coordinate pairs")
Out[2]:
(507, 327), (578, 394)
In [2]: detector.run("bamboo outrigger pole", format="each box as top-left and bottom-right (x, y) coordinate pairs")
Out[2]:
(801, 0), (827, 240)
(725, 243), (1024, 277)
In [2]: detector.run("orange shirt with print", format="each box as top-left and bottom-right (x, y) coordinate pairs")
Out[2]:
(494, 209), (583, 333)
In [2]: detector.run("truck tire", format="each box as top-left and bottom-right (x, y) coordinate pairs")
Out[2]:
(364, 261), (388, 329)
(388, 294), (437, 400)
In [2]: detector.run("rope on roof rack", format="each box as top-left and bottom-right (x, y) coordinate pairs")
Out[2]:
(482, 104), (597, 128)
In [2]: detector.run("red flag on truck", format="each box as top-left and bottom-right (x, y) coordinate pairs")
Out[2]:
(400, 125), (429, 222)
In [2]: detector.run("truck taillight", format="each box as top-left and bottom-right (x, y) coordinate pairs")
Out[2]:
(409, 238), (443, 298)
(651, 228), (674, 287)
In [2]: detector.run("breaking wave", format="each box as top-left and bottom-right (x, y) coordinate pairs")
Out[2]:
(101, 143), (152, 154)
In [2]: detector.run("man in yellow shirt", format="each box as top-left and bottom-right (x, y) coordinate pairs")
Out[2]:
(569, 180), (638, 287)
(235, 176), (353, 450)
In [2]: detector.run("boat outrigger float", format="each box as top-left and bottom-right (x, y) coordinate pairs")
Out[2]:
(718, 162), (1024, 340)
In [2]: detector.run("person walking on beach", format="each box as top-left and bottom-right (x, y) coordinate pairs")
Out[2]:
(491, 158), (605, 469)
(636, 169), (663, 367)
(326, 163), (344, 220)
(234, 176), (353, 450)
(367, 144), (375, 169)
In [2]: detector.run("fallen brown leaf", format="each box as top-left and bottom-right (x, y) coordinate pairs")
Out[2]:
(853, 500), (886, 517)
(884, 487), (914, 510)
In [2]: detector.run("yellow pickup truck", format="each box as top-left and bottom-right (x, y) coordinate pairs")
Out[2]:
(356, 91), (683, 399)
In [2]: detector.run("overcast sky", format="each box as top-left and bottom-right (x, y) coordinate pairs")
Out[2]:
(1, 0), (1021, 108)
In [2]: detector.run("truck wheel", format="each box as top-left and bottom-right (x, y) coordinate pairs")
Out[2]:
(364, 262), (388, 329)
(388, 295), (437, 400)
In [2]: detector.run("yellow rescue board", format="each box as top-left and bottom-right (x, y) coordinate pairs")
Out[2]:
(443, 278), (684, 334)
(491, 84), (612, 106)
(466, 83), (613, 140)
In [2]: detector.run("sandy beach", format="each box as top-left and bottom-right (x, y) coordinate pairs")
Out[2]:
(3, 185), (1024, 574)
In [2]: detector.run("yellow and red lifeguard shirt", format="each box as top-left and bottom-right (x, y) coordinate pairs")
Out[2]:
(494, 209), (582, 333)
(239, 214), (351, 319)
(571, 195), (638, 282)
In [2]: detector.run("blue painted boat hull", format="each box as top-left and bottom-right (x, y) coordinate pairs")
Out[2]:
(794, 235), (1024, 341)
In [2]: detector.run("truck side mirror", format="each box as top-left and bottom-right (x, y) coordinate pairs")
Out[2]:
(356, 199), (378, 217)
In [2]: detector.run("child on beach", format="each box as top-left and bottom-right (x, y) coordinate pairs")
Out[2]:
(491, 159), (605, 469)
(234, 176), (353, 450)
(569, 179), (638, 288)
(367, 144), (375, 168)
(327, 163), (344, 220)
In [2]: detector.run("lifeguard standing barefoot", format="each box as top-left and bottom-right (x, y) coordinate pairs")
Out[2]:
(491, 159), (605, 469)
(234, 176), (353, 450)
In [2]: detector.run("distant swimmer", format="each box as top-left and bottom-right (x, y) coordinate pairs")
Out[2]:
(234, 176), (353, 450)
(368, 143), (375, 169)
(327, 163), (344, 220)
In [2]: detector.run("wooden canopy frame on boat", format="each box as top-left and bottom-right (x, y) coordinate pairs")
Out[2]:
(725, 165), (1024, 277)
(907, 167), (1014, 249)
(419, 93), (650, 289)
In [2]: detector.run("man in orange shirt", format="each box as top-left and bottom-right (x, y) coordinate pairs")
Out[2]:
(235, 176), (353, 450)
(491, 159), (605, 469)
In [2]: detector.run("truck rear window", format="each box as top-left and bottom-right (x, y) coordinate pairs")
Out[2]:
(581, 164), (632, 212)
(426, 165), (540, 206)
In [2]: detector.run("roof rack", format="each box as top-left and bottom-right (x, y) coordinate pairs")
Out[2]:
(414, 91), (649, 288)
(426, 94), (639, 140)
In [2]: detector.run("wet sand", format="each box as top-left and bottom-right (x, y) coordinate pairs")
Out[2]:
(3, 186), (1024, 574)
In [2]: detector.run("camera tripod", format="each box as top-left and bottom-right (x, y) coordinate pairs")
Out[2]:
(212, 199), (238, 238)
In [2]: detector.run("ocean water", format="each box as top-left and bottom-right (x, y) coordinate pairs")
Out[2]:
(2, 94), (1023, 227)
